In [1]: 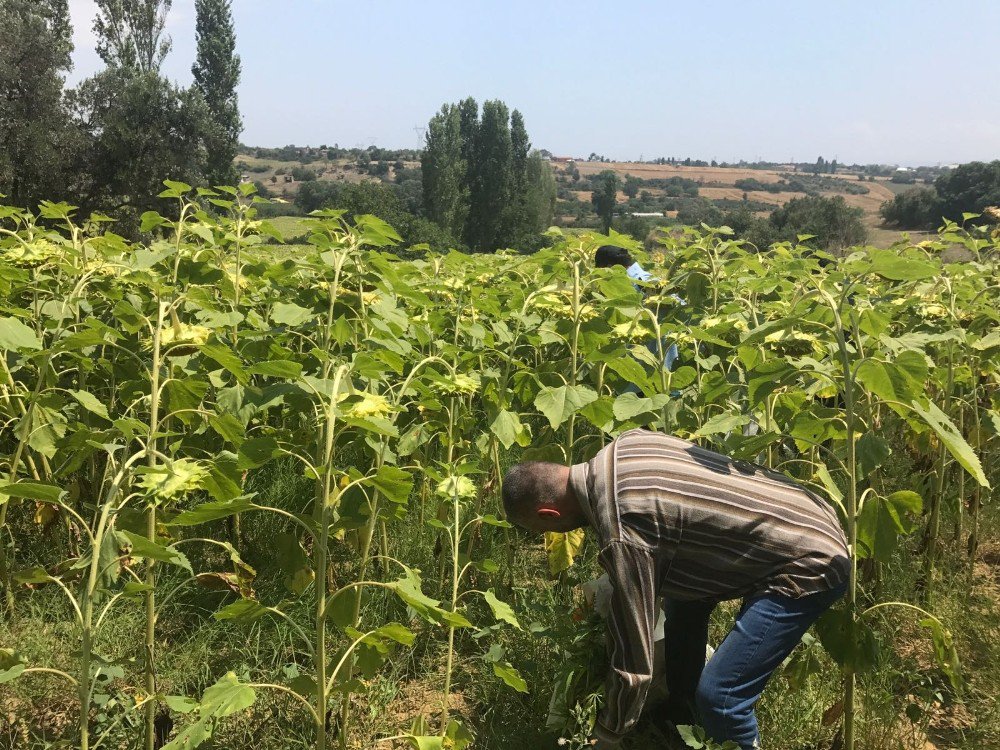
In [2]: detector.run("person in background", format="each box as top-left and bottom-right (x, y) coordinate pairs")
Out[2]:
(594, 244), (679, 377)
(502, 428), (850, 750)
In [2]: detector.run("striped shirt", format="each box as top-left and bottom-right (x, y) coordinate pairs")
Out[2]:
(569, 429), (850, 741)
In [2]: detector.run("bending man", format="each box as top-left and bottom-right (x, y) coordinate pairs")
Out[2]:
(502, 428), (849, 749)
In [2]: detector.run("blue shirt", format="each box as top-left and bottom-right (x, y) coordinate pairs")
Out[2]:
(625, 261), (679, 370)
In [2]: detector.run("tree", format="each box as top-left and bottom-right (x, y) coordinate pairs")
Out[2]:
(67, 69), (211, 230)
(510, 109), (530, 187)
(591, 170), (619, 233)
(623, 174), (641, 199)
(509, 151), (557, 251)
(878, 161), (1000, 229)
(295, 180), (458, 251)
(934, 160), (1000, 221)
(676, 197), (723, 228)
(457, 97), (479, 187)
(421, 104), (466, 237)
(465, 99), (512, 251)
(0, 0), (75, 207)
(422, 97), (555, 251)
(93, 0), (173, 72)
(767, 195), (867, 248)
(879, 187), (941, 229)
(192, 0), (242, 186)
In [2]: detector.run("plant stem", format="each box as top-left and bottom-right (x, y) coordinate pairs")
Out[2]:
(143, 300), (165, 750)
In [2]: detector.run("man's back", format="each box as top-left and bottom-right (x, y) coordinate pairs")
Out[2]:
(571, 429), (850, 602)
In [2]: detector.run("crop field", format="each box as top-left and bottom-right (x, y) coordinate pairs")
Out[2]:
(561, 160), (899, 228)
(0, 184), (998, 750)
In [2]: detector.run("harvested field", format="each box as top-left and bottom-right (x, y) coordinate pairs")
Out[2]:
(569, 161), (788, 183)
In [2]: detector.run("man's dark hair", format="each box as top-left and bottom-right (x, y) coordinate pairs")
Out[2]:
(595, 245), (634, 269)
(502, 461), (562, 523)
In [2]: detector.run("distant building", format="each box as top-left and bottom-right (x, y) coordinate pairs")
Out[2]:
(630, 212), (666, 218)
(551, 156), (575, 163)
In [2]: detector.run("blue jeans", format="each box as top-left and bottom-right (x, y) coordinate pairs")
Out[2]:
(662, 584), (846, 749)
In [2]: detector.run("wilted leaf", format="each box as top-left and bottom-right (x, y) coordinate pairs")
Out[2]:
(544, 529), (585, 575)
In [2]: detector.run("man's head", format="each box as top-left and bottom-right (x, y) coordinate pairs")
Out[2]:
(595, 245), (635, 269)
(501, 461), (588, 533)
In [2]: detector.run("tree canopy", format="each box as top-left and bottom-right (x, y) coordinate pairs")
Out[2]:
(422, 97), (555, 252)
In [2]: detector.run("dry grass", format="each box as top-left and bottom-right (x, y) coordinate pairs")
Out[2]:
(569, 161), (788, 184)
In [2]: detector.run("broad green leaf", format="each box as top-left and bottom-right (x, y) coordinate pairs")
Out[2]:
(439, 609), (475, 629)
(70, 390), (110, 420)
(868, 249), (937, 281)
(492, 661), (528, 693)
(14, 567), (55, 584)
(271, 302), (314, 326)
(0, 482), (64, 503)
(613, 392), (669, 422)
(534, 385), (598, 429)
(676, 725), (705, 749)
(742, 317), (798, 345)
(483, 589), (520, 629)
(0, 317), (41, 350)
(374, 623), (415, 646)
(390, 566), (441, 622)
(160, 179), (192, 197)
(327, 587), (360, 628)
(208, 413), (245, 446)
(199, 343), (248, 384)
(401, 737), (443, 750)
(606, 357), (653, 392)
(247, 360), (302, 378)
(855, 351), (927, 407)
(783, 633), (824, 690)
(857, 491), (922, 562)
(274, 532), (313, 595)
(372, 465), (413, 505)
(200, 671), (256, 716)
(164, 695), (198, 714)
(919, 618), (962, 693)
(813, 465), (843, 511)
(0, 664), (25, 684)
(693, 412), (751, 437)
(856, 432), (891, 477)
(237, 436), (280, 470)
(168, 497), (255, 526)
(436, 475), (477, 500)
(579, 395), (616, 432)
(910, 400), (989, 488)
(815, 606), (880, 673)
(489, 410), (531, 450)
(214, 599), (270, 622)
(119, 531), (193, 574)
(478, 514), (511, 528)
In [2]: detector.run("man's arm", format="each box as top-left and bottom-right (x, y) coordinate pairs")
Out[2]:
(592, 540), (659, 744)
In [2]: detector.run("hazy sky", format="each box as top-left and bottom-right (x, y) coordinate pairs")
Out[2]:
(66, 0), (1000, 166)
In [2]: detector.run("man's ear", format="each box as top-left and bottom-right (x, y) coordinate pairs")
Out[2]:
(537, 508), (561, 519)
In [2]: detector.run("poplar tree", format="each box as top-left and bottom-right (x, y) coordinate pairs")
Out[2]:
(465, 99), (513, 251)
(193, 0), (242, 186)
(93, 0), (173, 72)
(421, 104), (467, 237)
(422, 97), (555, 251)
